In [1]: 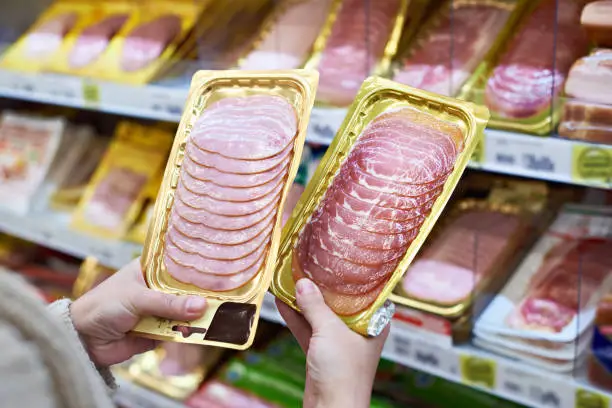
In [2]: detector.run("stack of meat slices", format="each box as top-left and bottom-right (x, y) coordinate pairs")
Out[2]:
(164, 95), (298, 292)
(293, 107), (464, 316)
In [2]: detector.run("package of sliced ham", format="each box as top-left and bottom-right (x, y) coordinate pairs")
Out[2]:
(476, 205), (612, 351)
(473, 0), (589, 135)
(0, 0), (95, 72)
(565, 49), (612, 106)
(393, 0), (523, 98)
(304, 0), (410, 107)
(558, 99), (612, 144)
(91, 0), (207, 84)
(582, 1), (612, 47)
(71, 121), (173, 240)
(271, 77), (489, 336)
(133, 70), (318, 349)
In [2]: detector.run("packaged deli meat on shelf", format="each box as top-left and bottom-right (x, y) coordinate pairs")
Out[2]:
(558, 99), (612, 144)
(0, 111), (66, 215)
(392, 0), (524, 98)
(467, 0), (589, 135)
(306, 0), (409, 107)
(272, 77), (489, 336)
(565, 49), (612, 106)
(70, 121), (173, 240)
(72, 256), (115, 299)
(133, 70), (317, 349)
(186, 380), (281, 408)
(390, 180), (549, 343)
(237, 0), (334, 70)
(474, 204), (612, 373)
(581, 0), (612, 47)
(588, 291), (612, 392)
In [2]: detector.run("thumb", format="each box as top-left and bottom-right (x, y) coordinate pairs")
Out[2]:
(295, 279), (341, 333)
(130, 290), (207, 321)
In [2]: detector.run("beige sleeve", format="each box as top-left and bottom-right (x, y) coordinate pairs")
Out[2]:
(47, 299), (116, 391)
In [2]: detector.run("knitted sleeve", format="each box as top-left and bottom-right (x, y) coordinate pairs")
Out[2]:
(47, 299), (116, 391)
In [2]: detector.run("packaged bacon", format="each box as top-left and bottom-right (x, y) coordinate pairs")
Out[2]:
(582, 1), (612, 47)
(476, 205), (612, 347)
(133, 70), (318, 349)
(0, 0), (95, 72)
(392, 199), (532, 318)
(393, 0), (524, 98)
(272, 77), (489, 336)
(558, 99), (612, 144)
(468, 0), (589, 135)
(93, 0), (206, 84)
(565, 49), (612, 106)
(71, 122), (173, 240)
(304, 0), (410, 107)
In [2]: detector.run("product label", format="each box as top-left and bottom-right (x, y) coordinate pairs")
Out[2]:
(82, 79), (100, 105)
(459, 355), (496, 389)
(572, 145), (612, 188)
(575, 388), (609, 408)
(592, 326), (612, 374)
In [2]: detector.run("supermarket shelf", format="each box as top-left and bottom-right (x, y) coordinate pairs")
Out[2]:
(0, 208), (141, 269)
(114, 375), (186, 408)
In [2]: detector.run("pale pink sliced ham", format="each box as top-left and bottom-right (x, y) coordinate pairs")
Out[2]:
(402, 259), (476, 304)
(170, 209), (275, 246)
(191, 95), (298, 159)
(186, 143), (293, 175)
(165, 253), (264, 291)
(180, 169), (286, 202)
(182, 153), (290, 188)
(24, 12), (77, 59)
(175, 181), (283, 216)
(166, 223), (273, 260)
(68, 14), (128, 68)
(173, 194), (279, 230)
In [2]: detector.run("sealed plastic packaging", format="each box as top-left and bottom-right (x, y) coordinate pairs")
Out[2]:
(134, 69), (318, 349)
(271, 76), (489, 336)
(558, 99), (612, 144)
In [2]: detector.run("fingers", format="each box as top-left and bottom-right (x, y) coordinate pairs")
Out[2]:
(294, 279), (342, 334)
(275, 298), (312, 353)
(129, 290), (207, 321)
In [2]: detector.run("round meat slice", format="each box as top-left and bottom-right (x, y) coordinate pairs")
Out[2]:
(186, 143), (293, 175)
(165, 238), (267, 275)
(180, 169), (286, 202)
(165, 252), (265, 292)
(170, 208), (276, 245)
(181, 153), (290, 188)
(166, 223), (273, 260)
(292, 256), (387, 316)
(190, 95), (298, 160)
(313, 208), (418, 250)
(175, 180), (283, 216)
(322, 197), (426, 234)
(401, 259), (476, 305)
(173, 193), (280, 230)
(331, 185), (436, 222)
(347, 163), (449, 198)
(308, 217), (406, 266)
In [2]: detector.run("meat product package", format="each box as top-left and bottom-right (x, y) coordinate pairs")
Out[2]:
(0, 112), (66, 215)
(89, 0), (206, 84)
(115, 343), (224, 401)
(393, 0), (521, 98)
(565, 49), (612, 106)
(71, 121), (173, 240)
(72, 256), (115, 299)
(125, 170), (163, 244)
(392, 199), (531, 319)
(271, 77), (489, 336)
(475, 205), (612, 348)
(305, 0), (410, 107)
(237, 0), (334, 70)
(187, 380), (280, 408)
(582, 1), (612, 47)
(134, 70), (318, 349)
(588, 292), (612, 392)
(0, 0), (96, 72)
(473, 0), (589, 135)
(558, 99), (612, 144)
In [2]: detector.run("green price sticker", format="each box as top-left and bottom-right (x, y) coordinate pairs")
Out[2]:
(82, 80), (100, 105)
(459, 355), (496, 389)
(571, 145), (612, 187)
(575, 388), (609, 408)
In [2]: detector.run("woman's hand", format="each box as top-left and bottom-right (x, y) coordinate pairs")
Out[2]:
(276, 278), (389, 408)
(70, 258), (207, 367)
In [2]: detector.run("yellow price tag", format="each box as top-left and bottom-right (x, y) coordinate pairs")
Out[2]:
(82, 80), (100, 105)
(575, 388), (609, 408)
(459, 355), (496, 389)
(571, 145), (612, 187)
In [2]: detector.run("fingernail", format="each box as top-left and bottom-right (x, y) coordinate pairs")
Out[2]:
(296, 278), (315, 295)
(186, 297), (206, 313)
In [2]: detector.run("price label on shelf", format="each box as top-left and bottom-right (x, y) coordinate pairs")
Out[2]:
(82, 79), (100, 106)
(459, 355), (496, 389)
(571, 144), (612, 188)
(575, 388), (610, 408)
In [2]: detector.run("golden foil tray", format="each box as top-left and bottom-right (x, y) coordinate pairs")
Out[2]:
(271, 76), (489, 336)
